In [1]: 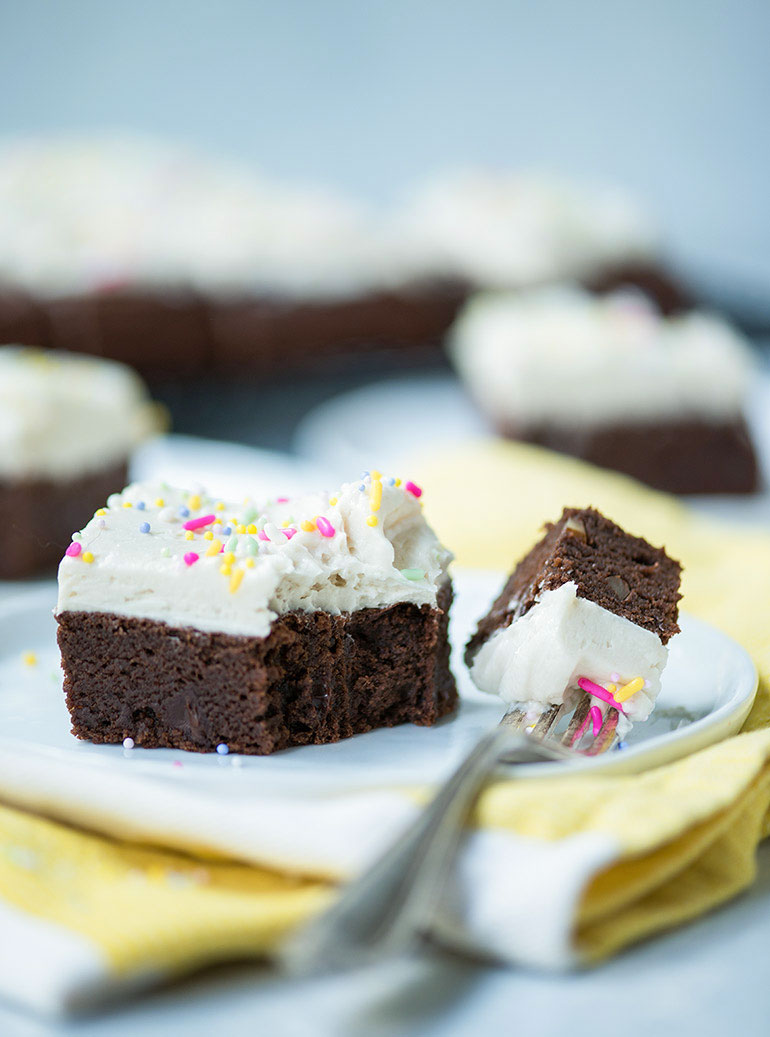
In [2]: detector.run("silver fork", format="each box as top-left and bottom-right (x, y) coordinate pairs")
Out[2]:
(280, 697), (619, 975)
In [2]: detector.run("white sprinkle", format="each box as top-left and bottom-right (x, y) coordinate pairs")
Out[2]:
(122, 737), (135, 750)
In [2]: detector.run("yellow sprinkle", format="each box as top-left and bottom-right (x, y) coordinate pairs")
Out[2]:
(220, 564), (232, 576)
(223, 552), (235, 565)
(82, 551), (94, 564)
(371, 470), (381, 479)
(329, 497), (338, 506)
(245, 558), (255, 568)
(616, 677), (645, 703)
(185, 531), (194, 541)
(281, 520), (290, 528)
(213, 519), (222, 527)
(154, 498), (165, 507)
(96, 508), (107, 516)
(247, 524), (257, 535)
(188, 494), (201, 510)
(229, 569), (244, 593)
(607, 683), (617, 695)
(203, 530), (214, 541)
(206, 540), (222, 557)
(22, 652), (37, 667)
(301, 520), (316, 532)
(369, 478), (382, 513)
(394, 478), (401, 487)
(237, 525), (247, 535)
(215, 502), (225, 511)
(122, 502), (133, 509)
(366, 515), (378, 528)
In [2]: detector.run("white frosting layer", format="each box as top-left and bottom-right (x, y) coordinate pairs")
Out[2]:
(56, 475), (451, 638)
(470, 583), (668, 725)
(0, 137), (411, 301)
(0, 347), (161, 481)
(449, 286), (756, 427)
(403, 170), (656, 287)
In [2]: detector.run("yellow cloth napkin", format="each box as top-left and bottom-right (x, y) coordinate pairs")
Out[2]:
(2, 439), (769, 1013)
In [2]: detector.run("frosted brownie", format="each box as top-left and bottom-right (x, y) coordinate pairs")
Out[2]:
(56, 474), (457, 754)
(449, 287), (759, 494)
(466, 507), (682, 739)
(0, 347), (161, 579)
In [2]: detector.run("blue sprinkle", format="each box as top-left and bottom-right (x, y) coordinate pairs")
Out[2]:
(216, 742), (229, 756)
(361, 471), (369, 478)
(136, 501), (146, 510)
(139, 521), (151, 534)
(178, 506), (190, 518)
(388, 477), (395, 485)
(358, 484), (366, 492)
(222, 526), (232, 536)
(616, 740), (628, 751)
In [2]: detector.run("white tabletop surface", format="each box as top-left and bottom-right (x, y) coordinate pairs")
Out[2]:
(3, 423), (770, 1035)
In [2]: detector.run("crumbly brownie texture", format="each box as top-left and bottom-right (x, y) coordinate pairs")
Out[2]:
(466, 506), (681, 665)
(0, 463), (128, 580)
(581, 261), (689, 316)
(499, 417), (759, 496)
(57, 586), (456, 754)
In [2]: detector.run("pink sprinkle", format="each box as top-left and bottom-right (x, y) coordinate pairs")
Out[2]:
(183, 514), (215, 531)
(282, 527), (297, 540)
(183, 552), (199, 566)
(258, 529), (270, 541)
(316, 516), (335, 538)
(172, 760), (183, 769)
(276, 496), (289, 504)
(589, 705), (604, 737)
(404, 481), (422, 498)
(577, 677), (623, 712)
(65, 542), (82, 558)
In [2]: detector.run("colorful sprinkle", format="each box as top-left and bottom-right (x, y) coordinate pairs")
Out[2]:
(223, 552), (235, 565)
(22, 652), (37, 667)
(179, 507), (190, 518)
(316, 516), (335, 538)
(369, 477), (383, 513)
(183, 552), (199, 566)
(366, 515), (378, 528)
(123, 737), (135, 750)
(184, 531), (195, 541)
(282, 527), (297, 540)
(247, 524), (257, 535)
(405, 481), (422, 498)
(96, 508), (107, 516)
(188, 494), (202, 511)
(229, 569), (244, 593)
(577, 677), (622, 711)
(160, 547), (170, 558)
(81, 551), (94, 564)
(139, 522), (151, 534)
(276, 497), (289, 504)
(401, 568), (425, 581)
(225, 535), (239, 553)
(616, 677), (645, 703)
(65, 542), (82, 558)
(183, 514), (216, 532)
(301, 520), (316, 533)
(203, 530), (214, 541)
(329, 497), (338, 506)
(206, 540), (222, 557)
(220, 564), (232, 576)
(245, 558), (255, 568)
(216, 743), (229, 755)
(258, 529), (270, 542)
(154, 498), (165, 507)
(137, 501), (146, 511)
(122, 502), (133, 509)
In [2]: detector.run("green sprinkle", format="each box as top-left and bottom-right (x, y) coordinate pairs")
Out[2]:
(401, 568), (425, 581)
(226, 535), (239, 553)
(243, 506), (258, 524)
(245, 538), (258, 556)
(161, 546), (170, 557)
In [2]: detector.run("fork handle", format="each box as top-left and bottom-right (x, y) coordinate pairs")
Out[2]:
(280, 725), (557, 975)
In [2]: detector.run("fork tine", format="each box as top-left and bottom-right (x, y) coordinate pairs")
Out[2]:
(586, 707), (620, 756)
(562, 696), (590, 747)
(500, 706), (527, 731)
(532, 703), (563, 738)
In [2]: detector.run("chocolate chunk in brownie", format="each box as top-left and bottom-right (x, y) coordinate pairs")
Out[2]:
(466, 507), (682, 665)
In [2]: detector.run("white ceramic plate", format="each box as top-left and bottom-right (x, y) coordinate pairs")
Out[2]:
(0, 570), (757, 798)
(292, 369), (770, 525)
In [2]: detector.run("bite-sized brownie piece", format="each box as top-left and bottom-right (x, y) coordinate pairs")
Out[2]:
(56, 475), (457, 753)
(466, 506), (682, 732)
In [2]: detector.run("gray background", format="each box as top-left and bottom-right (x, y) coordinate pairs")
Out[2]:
(1, 0), (768, 309)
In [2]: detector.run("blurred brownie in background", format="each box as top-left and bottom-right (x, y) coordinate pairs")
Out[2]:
(0, 347), (163, 579)
(448, 286), (759, 495)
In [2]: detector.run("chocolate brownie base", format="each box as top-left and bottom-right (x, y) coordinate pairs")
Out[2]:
(498, 417), (759, 495)
(208, 282), (466, 375)
(581, 261), (690, 315)
(0, 462), (129, 580)
(466, 507), (681, 665)
(45, 291), (211, 374)
(0, 290), (49, 347)
(56, 585), (457, 754)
